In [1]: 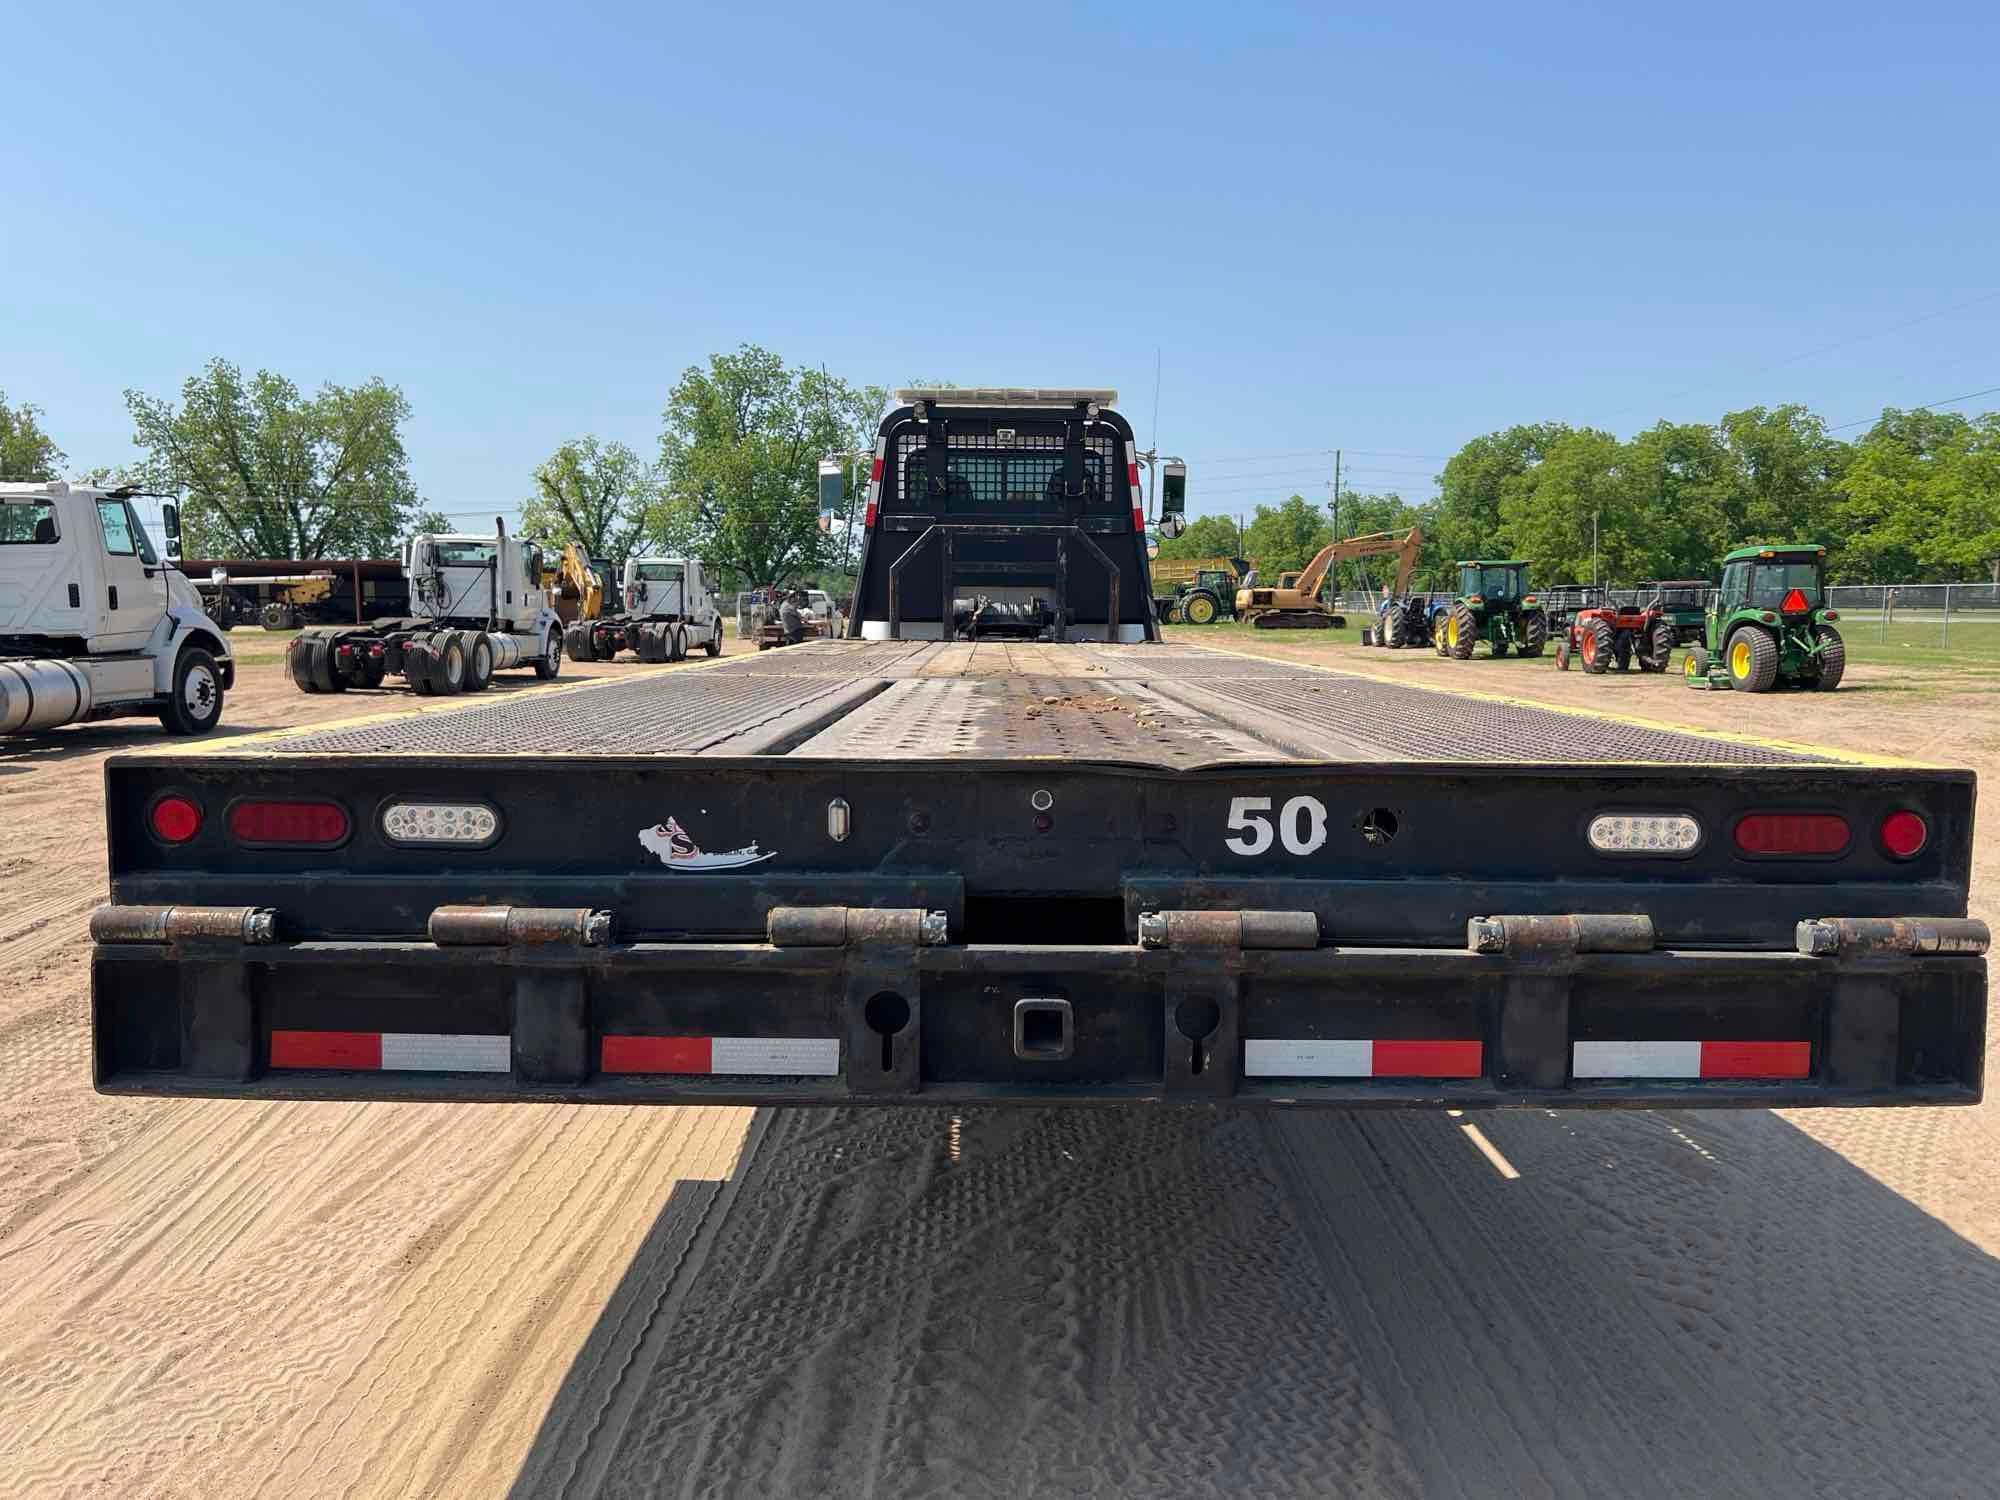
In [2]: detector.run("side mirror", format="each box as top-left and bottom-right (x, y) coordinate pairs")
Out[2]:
(1158, 514), (1186, 540)
(818, 458), (844, 520)
(162, 502), (182, 559)
(1161, 459), (1187, 517)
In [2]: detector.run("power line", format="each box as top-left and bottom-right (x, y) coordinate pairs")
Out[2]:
(1825, 383), (2000, 432)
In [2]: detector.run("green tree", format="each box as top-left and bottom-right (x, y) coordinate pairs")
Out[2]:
(519, 436), (660, 561)
(1717, 404), (1845, 547)
(1434, 423), (1570, 563)
(1154, 513), (1245, 562)
(658, 346), (886, 586)
(1243, 495), (1333, 577)
(123, 358), (421, 558)
(0, 391), (66, 481)
(1495, 428), (1636, 584)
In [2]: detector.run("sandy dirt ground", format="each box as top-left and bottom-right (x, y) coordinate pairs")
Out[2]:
(5, 633), (2000, 1497)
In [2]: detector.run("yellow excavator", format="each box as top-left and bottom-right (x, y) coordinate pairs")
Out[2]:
(1235, 526), (1424, 629)
(545, 542), (605, 625)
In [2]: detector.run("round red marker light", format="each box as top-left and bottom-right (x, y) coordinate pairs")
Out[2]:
(1879, 810), (1928, 860)
(150, 795), (201, 844)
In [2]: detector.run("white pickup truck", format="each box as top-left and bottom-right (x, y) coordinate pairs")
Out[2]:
(0, 482), (231, 736)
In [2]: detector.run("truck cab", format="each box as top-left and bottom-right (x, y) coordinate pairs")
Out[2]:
(405, 531), (550, 625)
(0, 482), (232, 735)
(847, 389), (1158, 642)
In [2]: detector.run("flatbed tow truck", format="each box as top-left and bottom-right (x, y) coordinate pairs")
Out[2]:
(90, 393), (1985, 1110)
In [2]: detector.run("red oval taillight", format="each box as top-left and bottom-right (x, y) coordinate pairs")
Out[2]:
(1733, 812), (1850, 856)
(227, 800), (350, 846)
(150, 795), (202, 844)
(1879, 810), (1928, 860)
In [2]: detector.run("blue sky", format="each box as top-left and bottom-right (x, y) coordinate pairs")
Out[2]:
(6, 0), (1994, 536)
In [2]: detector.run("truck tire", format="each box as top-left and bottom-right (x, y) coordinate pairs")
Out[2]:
(534, 628), (563, 679)
(1726, 626), (1779, 692)
(1582, 619), (1613, 673)
(430, 632), (468, 694)
(706, 620), (723, 656)
(464, 632), (496, 692)
(286, 635), (322, 693)
(1518, 610), (1547, 657)
(359, 655), (386, 689)
(566, 622), (596, 662)
(309, 635), (345, 693)
(1812, 624), (1846, 690)
(404, 637), (438, 695)
(159, 647), (225, 735)
(1446, 603), (1478, 659)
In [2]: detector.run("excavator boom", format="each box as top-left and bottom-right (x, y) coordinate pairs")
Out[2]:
(1235, 526), (1424, 630)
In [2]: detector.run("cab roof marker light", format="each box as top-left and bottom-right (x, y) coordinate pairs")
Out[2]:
(1587, 813), (1702, 854)
(894, 388), (1117, 408)
(382, 802), (501, 847)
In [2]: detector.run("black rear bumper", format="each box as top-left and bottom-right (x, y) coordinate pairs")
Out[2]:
(93, 925), (1985, 1108)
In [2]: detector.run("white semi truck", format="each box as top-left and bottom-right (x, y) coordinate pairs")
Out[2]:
(286, 520), (564, 695)
(0, 482), (232, 737)
(566, 556), (724, 663)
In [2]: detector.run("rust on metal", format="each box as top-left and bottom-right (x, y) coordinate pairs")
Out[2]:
(428, 905), (612, 946)
(1138, 909), (1319, 950)
(1795, 916), (1990, 958)
(767, 906), (949, 948)
(90, 904), (278, 945)
(1468, 913), (1654, 956)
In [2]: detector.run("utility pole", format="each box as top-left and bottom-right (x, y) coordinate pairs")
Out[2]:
(1592, 510), (1601, 590)
(1330, 449), (1342, 536)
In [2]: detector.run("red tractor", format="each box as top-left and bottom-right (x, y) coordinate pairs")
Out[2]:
(1555, 601), (1675, 674)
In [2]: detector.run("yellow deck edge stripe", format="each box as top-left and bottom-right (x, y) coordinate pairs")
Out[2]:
(133, 650), (733, 757)
(1182, 640), (1926, 769)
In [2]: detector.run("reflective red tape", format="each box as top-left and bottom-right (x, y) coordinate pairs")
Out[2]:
(271, 1030), (380, 1069)
(601, 1035), (712, 1074)
(1372, 1039), (1485, 1078)
(1699, 1040), (1812, 1079)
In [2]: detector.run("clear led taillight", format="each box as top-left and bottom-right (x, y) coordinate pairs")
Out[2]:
(381, 802), (500, 847)
(1587, 813), (1701, 854)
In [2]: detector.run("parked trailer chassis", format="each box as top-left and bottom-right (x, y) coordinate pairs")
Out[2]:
(92, 643), (1985, 1109)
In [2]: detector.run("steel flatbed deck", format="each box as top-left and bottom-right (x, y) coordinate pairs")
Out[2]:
(91, 641), (1985, 1111)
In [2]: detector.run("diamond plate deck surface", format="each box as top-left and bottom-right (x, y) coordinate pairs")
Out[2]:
(261, 641), (1831, 765)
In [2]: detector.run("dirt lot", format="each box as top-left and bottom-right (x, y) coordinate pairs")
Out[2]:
(3, 635), (1998, 1498)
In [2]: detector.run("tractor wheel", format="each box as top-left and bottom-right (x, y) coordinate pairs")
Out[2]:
(1613, 636), (1633, 672)
(1382, 604), (1407, 648)
(1726, 626), (1779, 693)
(1183, 591), (1219, 626)
(1581, 620), (1613, 674)
(1434, 618), (1452, 656)
(1555, 634), (1572, 671)
(1518, 610), (1547, 657)
(1360, 627), (1375, 646)
(1163, 600), (1185, 624)
(1811, 624), (1846, 690)
(1446, 603), (1478, 659)
(1685, 646), (1710, 685)
(1639, 620), (1674, 673)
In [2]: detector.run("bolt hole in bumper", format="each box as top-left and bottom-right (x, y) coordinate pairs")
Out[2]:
(90, 905), (1987, 1109)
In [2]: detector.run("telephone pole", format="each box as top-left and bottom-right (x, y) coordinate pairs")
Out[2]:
(1330, 449), (1342, 536)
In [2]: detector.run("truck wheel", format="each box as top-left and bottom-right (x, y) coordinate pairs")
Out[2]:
(534, 629), (563, 679)
(1812, 625), (1846, 690)
(705, 620), (722, 657)
(1446, 604), (1478, 659)
(1726, 627), (1779, 692)
(666, 626), (685, 663)
(1517, 610), (1547, 658)
(430, 632), (468, 694)
(286, 635), (322, 693)
(566, 622), (596, 663)
(1582, 619), (1612, 673)
(309, 635), (345, 693)
(159, 648), (225, 735)
(404, 637), (436, 695)
(464, 632), (496, 691)
(360, 655), (386, 689)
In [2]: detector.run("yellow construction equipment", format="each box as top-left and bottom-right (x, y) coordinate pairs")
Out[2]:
(547, 543), (605, 624)
(1235, 526), (1423, 630)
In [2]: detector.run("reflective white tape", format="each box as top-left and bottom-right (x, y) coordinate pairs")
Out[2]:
(1244, 1039), (1374, 1077)
(709, 1037), (841, 1075)
(379, 1032), (512, 1073)
(1572, 1040), (1702, 1079)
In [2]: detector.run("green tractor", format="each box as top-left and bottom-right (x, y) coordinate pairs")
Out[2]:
(1685, 544), (1844, 692)
(1435, 560), (1548, 660)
